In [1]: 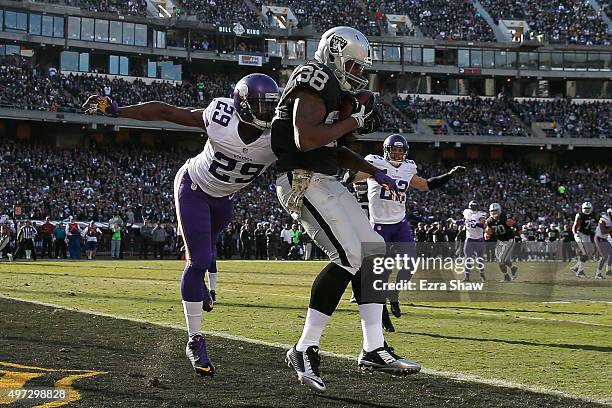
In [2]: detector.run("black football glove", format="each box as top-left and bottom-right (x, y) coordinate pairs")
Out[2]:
(357, 107), (382, 134)
(350, 95), (376, 128)
(82, 95), (121, 117)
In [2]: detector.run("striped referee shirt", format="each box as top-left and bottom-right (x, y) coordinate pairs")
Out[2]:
(18, 226), (37, 240)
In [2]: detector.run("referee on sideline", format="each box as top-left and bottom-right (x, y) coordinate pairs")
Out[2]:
(15, 220), (38, 260)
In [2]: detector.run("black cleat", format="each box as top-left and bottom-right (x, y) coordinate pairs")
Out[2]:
(358, 343), (421, 375)
(285, 345), (326, 392)
(576, 269), (586, 278)
(210, 290), (216, 303)
(510, 266), (518, 280)
(390, 301), (401, 318)
(382, 305), (395, 332)
(501, 273), (512, 282)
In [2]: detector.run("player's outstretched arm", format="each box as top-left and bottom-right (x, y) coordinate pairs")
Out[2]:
(293, 89), (360, 152)
(337, 147), (398, 194)
(409, 166), (466, 192)
(82, 96), (204, 128)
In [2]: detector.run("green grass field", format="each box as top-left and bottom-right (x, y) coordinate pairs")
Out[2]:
(0, 260), (610, 403)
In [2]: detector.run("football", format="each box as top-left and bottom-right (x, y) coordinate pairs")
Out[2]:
(338, 90), (376, 146)
(339, 90), (376, 120)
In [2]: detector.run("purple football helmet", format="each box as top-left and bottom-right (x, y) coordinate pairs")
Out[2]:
(469, 200), (479, 211)
(233, 73), (279, 130)
(383, 134), (408, 165)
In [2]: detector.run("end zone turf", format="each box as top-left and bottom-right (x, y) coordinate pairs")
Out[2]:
(0, 260), (610, 405)
(0, 298), (607, 408)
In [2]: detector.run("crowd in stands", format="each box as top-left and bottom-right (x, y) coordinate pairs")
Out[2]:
(257, 0), (372, 33)
(1, 132), (610, 261)
(393, 95), (529, 137)
(11, 0), (611, 44)
(404, 160), (611, 227)
(0, 60), (238, 113)
(365, 0), (496, 41)
(509, 99), (611, 138)
(481, 0), (610, 45)
(2, 58), (611, 139)
(378, 102), (414, 133)
(176, 0), (263, 26)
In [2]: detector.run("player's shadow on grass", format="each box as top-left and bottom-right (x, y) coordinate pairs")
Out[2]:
(406, 303), (603, 316)
(396, 330), (612, 353)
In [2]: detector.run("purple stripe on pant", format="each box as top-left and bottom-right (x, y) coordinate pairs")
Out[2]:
(372, 220), (415, 301)
(175, 167), (233, 302)
(464, 237), (485, 258)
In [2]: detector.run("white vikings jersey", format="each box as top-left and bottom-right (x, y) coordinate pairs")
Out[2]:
(188, 98), (276, 197)
(365, 154), (417, 224)
(595, 214), (612, 239)
(463, 209), (487, 240)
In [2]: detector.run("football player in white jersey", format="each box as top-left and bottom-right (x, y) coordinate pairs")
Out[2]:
(84, 73), (280, 377)
(352, 134), (465, 328)
(594, 208), (612, 279)
(463, 201), (488, 282)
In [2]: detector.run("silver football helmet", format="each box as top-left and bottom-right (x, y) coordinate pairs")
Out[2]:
(489, 202), (501, 217)
(314, 26), (372, 92)
(581, 201), (593, 214)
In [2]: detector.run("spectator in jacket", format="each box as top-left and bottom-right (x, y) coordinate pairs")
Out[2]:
(152, 223), (167, 259)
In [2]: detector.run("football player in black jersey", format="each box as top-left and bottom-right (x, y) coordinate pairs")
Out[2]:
(485, 203), (519, 281)
(274, 26), (419, 391)
(571, 201), (598, 277)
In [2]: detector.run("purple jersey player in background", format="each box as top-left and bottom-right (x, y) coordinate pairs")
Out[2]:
(463, 201), (488, 282)
(83, 73), (280, 376)
(352, 134), (465, 331)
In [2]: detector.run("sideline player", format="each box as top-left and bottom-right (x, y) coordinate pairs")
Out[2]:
(485, 203), (518, 281)
(84, 73), (280, 376)
(571, 201), (597, 277)
(594, 208), (612, 279)
(273, 26), (420, 392)
(462, 201), (488, 282)
(352, 134), (465, 329)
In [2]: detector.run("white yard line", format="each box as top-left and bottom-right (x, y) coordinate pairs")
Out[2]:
(1, 294), (610, 406)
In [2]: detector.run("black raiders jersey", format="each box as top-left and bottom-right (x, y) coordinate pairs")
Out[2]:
(576, 212), (598, 235)
(536, 230), (547, 242)
(485, 213), (515, 241)
(524, 227), (536, 241)
(548, 229), (558, 241)
(560, 230), (573, 242)
(353, 181), (369, 216)
(271, 62), (343, 175)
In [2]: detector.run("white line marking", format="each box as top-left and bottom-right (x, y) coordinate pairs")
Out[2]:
(0, 295), (610, 406)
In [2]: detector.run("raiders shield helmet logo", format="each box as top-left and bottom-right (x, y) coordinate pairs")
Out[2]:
(329, 35), (348, 54)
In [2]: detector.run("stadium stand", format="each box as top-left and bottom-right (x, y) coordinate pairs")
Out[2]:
(177, 0), (263, 25)
(0, 59), (238, 112)
(481, 0), (611, 45)
(393, 95), (530, 137)
(364, 0), (496, 41)
(509, 99), (611, 138)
